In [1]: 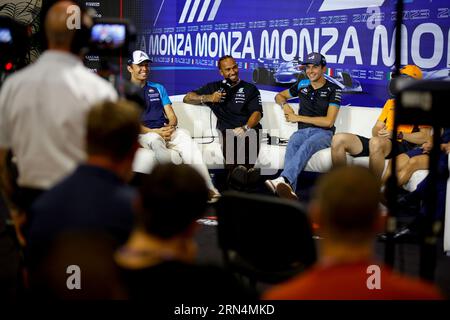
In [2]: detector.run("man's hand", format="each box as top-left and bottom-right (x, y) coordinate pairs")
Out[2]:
(441, 142), (450, 154)
(285, 113), (299, 123)
(422, 140), (433, 153)
(377, 128), (393, 139)
(282, 103), (294, 115)
(233, 126), (246, 138)
(209, 91), (226, 103)
(11, 210), (27, 247)
(157, 125), (175, 141)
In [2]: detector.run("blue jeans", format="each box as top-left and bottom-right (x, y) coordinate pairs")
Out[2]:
(281, 127), (332, 191)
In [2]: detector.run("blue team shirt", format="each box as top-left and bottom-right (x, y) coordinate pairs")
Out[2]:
(288, 79), (342, 131)
(141, 81), (172, 129)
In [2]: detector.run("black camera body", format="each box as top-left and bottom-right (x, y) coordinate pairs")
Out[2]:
(0, 16), (29, 73)
(88, 18), (136, 58)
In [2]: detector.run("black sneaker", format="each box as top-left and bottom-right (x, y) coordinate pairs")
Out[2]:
(228, 165), (248, 191)
(246, 167), (260, 191)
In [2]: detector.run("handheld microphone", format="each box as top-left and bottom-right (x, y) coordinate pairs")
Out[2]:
(217, 78), (232, 103)
(220, 78), (232, 92)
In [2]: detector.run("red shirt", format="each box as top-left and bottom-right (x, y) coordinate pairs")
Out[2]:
(263, 260), (442, 300)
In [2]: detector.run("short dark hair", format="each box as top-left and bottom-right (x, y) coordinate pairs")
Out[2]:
(313, 166), (381, 241)
(137, 164), (209, 239)
(218, 55), (235, 69)
(86, 100), (141, 161)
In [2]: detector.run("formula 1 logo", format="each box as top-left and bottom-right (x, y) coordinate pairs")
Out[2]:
(179, 0), (223, 24)
(318, 0), (385, 12)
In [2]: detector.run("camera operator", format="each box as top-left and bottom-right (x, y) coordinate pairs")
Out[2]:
(0, 1), (117, 236)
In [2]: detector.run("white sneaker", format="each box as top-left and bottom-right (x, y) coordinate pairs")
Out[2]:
(265, 177), (286, 194)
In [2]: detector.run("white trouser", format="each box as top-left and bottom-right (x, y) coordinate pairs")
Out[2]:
(138, 129), (215, 190)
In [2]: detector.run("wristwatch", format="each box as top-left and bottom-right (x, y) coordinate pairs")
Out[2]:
(397, 132), (404, 140)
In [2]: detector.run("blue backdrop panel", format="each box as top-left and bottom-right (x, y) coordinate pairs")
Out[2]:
(136, 0), (450, 107)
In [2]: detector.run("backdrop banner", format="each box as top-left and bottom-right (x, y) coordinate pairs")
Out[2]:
(136, 0), (450, 107)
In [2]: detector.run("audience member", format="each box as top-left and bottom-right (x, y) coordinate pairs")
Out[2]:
(115, 163), (253, 301)
(27, 100), (140, 266)
(264, 166), (443, 300)
(30, 231), (127, 300)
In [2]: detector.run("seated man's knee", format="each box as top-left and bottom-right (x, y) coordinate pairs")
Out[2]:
(408, 155), (427, 170)
(331, 134), (347, 150)
(369, 137), (386, 153)
(139, 132), (166, 149)
(408, 156), (419, 167)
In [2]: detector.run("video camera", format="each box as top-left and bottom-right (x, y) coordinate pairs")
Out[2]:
(87, 18), (136, 58)
(0, 16), (29, 76)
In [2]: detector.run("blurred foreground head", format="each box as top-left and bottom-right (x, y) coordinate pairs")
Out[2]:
(136, 164), (209, 239)
(31, 231), (127, 300)
(311, 166), (382, 243)
(87, 99), (141, 161)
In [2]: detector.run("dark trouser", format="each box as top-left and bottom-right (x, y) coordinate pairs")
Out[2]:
(15, 187), (44, 213)
(217, 129), (262, 191)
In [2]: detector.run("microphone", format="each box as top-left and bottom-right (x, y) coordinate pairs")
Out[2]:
(220, 78), (232, 92)
(217, 78), (232, 103)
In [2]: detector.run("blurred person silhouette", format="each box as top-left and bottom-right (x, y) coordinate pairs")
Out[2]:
(27, 100), (140, 269)
(184, 55), (263, 192)
(30, 231), (127, 300)
(0, 1), (117, 238)
(264, 166), (442, 300)
(115, 163), (254, 301)
(265, 53), (341, 200)
(127, 50), (220, 201)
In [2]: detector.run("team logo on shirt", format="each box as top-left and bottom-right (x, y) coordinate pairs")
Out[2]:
(147, 88), (161, 101)
(235, 87), (246, 103)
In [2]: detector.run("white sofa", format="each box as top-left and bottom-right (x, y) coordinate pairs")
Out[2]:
(133, 96), (427, 192)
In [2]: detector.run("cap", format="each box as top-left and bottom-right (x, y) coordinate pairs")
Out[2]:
(301, 52), (327, 66)
(399, 64), (423, 80)
(128, 50), (151, 65)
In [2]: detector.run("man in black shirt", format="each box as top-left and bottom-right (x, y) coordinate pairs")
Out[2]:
(265, 53), (342, 199)
(183, 55), (263, 189)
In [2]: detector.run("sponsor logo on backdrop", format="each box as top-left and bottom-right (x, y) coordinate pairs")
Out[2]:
(319, 0), (386, 12)
(141, 0), (450, 107)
